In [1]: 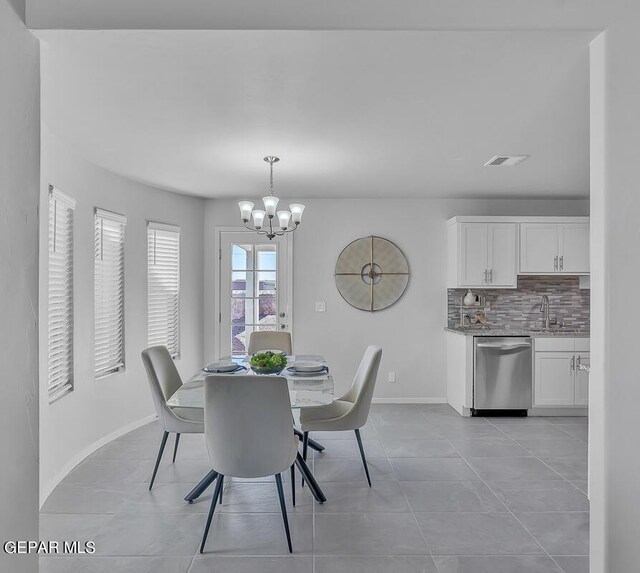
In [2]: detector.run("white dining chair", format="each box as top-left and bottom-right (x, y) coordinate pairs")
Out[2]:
(141, 346), (204, 490)
(200, 375), (299, 554)
(299, 345), (382, 486)
(247, 331), (292, 355)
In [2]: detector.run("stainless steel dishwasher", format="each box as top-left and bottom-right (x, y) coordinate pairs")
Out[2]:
(473, 336), (532, 415)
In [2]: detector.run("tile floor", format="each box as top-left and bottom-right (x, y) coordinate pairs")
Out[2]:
(40, 404), (589, 573)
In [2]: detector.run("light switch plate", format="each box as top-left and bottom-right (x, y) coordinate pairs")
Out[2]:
(388, 371), (396, 383)
(315, 301), (326, 312)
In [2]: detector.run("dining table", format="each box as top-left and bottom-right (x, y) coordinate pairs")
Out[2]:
(166, 354), (334, 504)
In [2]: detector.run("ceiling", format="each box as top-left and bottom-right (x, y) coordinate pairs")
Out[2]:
(28, 0), (608, 30)
(39, 30), (592, 199)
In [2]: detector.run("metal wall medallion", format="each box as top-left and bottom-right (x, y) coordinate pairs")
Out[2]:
(334, 236), (410, 312)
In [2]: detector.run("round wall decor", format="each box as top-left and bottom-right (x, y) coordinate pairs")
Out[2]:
(334, 235), (410, 312)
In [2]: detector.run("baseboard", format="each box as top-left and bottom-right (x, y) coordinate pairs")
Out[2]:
(39, 414), (157, 508)
(528, 407), (588, 417)
(372, 398), (448, 404)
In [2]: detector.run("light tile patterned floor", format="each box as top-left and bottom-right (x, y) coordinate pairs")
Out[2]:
(40, 405), (589, 573)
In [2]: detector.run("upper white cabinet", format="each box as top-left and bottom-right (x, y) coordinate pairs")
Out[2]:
(489, 224), (519, 286)
(519, 224), (558, 273)
(448, 217), (589, 288)
(458, 223), (488, 286)
(520, 222), (589, 274)
(558, 224), (590, 273)
(449, 222), (518, 288)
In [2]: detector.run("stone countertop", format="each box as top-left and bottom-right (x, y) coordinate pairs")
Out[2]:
(444, 327), (590, 337)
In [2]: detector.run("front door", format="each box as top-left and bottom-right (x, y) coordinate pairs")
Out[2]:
(218, 230), (291, 357)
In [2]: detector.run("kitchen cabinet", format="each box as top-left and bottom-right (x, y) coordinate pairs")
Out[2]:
(458, 223), (487, 286)
(534, 352), (576, 406)
(533, 338), (589, 407)
(519, 224), (558, 273)
(558, 224), (590, 273)
(520, 223), (589, 274)
(449, 222), (518, 288)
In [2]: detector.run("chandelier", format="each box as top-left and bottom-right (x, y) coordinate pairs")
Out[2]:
(238, 156), (305, 240)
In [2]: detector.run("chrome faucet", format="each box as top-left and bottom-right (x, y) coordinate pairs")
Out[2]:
(540, 295), (550, 330)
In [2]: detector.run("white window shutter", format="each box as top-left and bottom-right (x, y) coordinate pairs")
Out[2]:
(94, 208), (127, 378)
(147, 222), (181, 359)
(48, 186), (75, 402)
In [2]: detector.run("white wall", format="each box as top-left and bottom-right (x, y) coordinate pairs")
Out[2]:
(38, 128), (206, 502)
(590, 20), (640, 573)
(0, 1), (40, 572)
(205, 197), (588, 401)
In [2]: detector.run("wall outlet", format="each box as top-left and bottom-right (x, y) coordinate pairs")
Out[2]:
(315, 301), (326, 312)
(388, 371), (396, 383)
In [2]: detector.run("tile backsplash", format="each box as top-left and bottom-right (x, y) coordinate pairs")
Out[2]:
(447, 276), (590, 331)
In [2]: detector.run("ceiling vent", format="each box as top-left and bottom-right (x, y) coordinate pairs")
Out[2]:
(484, 155), (529, 167)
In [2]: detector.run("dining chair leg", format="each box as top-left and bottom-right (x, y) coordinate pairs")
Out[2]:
(354, 428), (372, 487)
(149, 431), (169, 490)
(172, 433), (181, 463)
(275, 473), (293, 553)
(290, 464), (296, 506)
(184, 469), (218, 503)
(200, 474), (224, 554)
(301, 431), (309, 487)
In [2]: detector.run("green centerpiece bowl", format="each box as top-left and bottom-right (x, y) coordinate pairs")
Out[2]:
(249, 351), (287, 375)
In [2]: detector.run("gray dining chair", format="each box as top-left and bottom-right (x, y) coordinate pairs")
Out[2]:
(200, 375), (299, 553)
(247, 331), (292, 355)
(141, 346), (204, 490)
(300, 345), (382, 486)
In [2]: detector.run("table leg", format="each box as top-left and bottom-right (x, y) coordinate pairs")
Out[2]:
(184, 469), (218, 503)
(295, 452), (326, 503)
(294, 428), (325, 452)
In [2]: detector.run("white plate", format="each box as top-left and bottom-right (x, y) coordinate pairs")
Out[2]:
(286, 367), (326, 378)
(255, 349), (287, 356)
(289, 360), (325, 373)
(203, 361), (239, 373)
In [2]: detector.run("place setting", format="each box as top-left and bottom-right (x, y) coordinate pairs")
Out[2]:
(286, 359), (330, 379)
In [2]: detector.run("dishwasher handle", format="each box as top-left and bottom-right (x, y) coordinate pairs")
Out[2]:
(476, 342), (532, 350)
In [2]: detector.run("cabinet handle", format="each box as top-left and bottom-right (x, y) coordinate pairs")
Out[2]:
(559, 256), (564, 271)
(489, 269), (493, 283)
(554, 256), (558, 271)
(483, 269), (487, 284)
(576, 355), (581, 368)
(570, 356), (575, 371)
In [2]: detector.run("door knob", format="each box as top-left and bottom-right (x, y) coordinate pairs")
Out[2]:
(279, 312), (286, 318)
(280, 324), (286, 330)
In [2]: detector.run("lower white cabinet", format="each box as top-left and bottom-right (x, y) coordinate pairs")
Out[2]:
(533, 338), (589, 407)
(534, 352), (576, 406)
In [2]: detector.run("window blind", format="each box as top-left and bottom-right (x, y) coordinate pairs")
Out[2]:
(94, 208), (127, 378)
(48, 186), (75, 402)
(147, 222), (181, 359)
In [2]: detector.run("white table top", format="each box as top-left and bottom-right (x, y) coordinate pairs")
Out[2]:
(167, 355), (334, 410)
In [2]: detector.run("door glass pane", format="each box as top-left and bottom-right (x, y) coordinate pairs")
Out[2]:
(232, 271), (253, 297)
(258, 296), (277, 325)
(232, 324), (253, 355)
(256, 271), (276, 296)
(232, 244), (254, 271)
(232, 298), (254, 324)
(256, 245), (277, 270)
